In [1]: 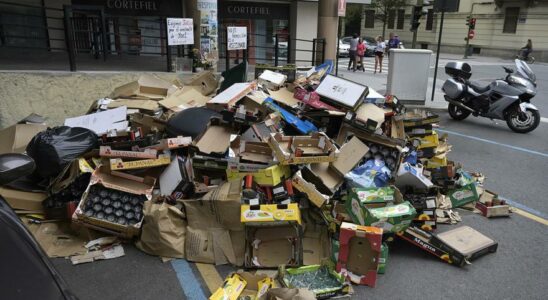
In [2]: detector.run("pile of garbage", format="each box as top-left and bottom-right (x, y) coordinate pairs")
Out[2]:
(0, 62), (510, 299)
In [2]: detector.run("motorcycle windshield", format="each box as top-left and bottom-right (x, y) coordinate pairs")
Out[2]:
(515, 59), (536, 83)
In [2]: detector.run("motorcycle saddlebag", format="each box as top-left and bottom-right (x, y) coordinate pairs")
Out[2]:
(442, 78), (466, 99)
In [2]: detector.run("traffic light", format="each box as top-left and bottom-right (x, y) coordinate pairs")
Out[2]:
(410, 6), (422, 32)
(466, 16), (470, 27)
(470, 18), (476, 30)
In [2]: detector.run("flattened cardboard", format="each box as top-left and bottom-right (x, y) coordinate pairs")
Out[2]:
(0, 187), (46, 212)
(151, 136), (192, 150)
(107, 99), (159, 112)
(331, 136), (369, 176)
(267, 87), (300, 107)
(337, 222), (382, 287)
(130, 113), (166, 133)
(99, 146), (157, 159)
(159, 86), (211, 111)
(432, 226), (498, 258)
(346, 103), (386, 131)
(109, 154), (171, 171)
(193, 121), (234, 156)
(0, 124), (47, 154)
(245, 224), (303, 269)
(64, 106), (128, 136)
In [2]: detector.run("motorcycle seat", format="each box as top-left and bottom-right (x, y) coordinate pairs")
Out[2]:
(469, 81), (490, 93)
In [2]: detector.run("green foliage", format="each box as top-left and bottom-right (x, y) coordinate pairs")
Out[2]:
(372, 0), (408, 21)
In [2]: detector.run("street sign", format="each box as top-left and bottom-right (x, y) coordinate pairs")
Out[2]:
(468, 30), (475, 39)
(338, 0), (347, 17)
(227, 26), (247, 50)
(167, 18), (194, 46)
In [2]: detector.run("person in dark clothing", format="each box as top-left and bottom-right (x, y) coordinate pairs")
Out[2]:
(387, 32), (400, 58)
(347, 33), (359, 71)
(521, 39), (533, 58)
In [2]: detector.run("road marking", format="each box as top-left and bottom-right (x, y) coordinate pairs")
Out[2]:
(171, 259), (207, 300)
(437, 129), (548, 158)
(500, 197), (548, 220)
(541, 117), (548, 123)
(511, 207), (548, 226)
(195, 263), (223, 294)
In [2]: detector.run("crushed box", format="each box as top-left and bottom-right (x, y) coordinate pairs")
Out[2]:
(268, 132), (339, 165)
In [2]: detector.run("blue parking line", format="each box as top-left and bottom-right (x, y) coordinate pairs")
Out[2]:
(437, 129), (548, 158)
(500, 196), (548, 219)
(171, 259), (207, 300)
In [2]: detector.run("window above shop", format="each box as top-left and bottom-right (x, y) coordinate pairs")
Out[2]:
(397, 9), (404, 30)
(503, 7), (519, 34)
(387, 9), (395, 29)
(425, 9), (434, 31)
(364, 10), (375, 28)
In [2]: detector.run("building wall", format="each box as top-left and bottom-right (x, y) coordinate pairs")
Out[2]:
(360, 0), (548, 60)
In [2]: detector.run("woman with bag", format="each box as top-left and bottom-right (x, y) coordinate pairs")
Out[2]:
(356, 38), (366, 72)
(374, 35), (386, 74)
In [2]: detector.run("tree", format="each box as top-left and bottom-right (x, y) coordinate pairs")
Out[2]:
(344, 4), (363, 37)
(371, 0), (408, 38)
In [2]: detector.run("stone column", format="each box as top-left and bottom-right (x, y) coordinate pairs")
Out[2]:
(317, 0), (339, 63)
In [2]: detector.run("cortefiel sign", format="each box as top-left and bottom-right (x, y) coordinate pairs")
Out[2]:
(167, 18), (193, 45)
(227, 26), (247, 50)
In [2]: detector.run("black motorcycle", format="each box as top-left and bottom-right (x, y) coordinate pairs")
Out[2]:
(442, 59), (540, 133)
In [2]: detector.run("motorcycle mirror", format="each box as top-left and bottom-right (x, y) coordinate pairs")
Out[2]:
(0, 154), (36, 186)
(503, 66), (514, 74)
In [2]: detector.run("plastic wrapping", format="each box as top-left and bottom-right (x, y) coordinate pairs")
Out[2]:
(345, 158), (391, 188)
(26, 126), (98, 179)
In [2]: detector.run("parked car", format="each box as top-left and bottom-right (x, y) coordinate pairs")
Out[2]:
(362, 36), (377, 57)
(338, 40), (350, 57)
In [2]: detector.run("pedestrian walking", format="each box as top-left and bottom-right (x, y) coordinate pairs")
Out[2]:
(347, 33), (359, 71)
(387, 32), (400, 58)
(356, 38), (366, 72)
(374, 35), (386, 74)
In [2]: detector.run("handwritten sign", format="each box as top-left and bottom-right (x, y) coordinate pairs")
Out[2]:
(227, 26), (247, 50)
(167, 18), (193, 45)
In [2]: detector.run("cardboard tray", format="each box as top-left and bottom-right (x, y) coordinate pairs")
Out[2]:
(430, 226), (498, 262)
(73, 168), (155, 238)
(268, 132), (339, 165)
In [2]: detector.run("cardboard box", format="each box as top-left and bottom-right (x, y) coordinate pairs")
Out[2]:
(207, 82), (255, 110)
(227, 164), (291, 187)
(228, 135), (275, 172)
(245, 223), (303, 269)
(150, 136), (192, 150)
(106, 99), (159, 113)
(263, 98), (318, 134)
(181, 70), (218, 96)
(336, 222), (382, 287)
(414, 131), (439, 158)
(241, 203), (301, 225)
(159, 86), (211, 112)
(395, 162), (434, 190)
(278, 261), (349, 299)
(211, 272), (273, 300)
(209, 273), (247, 300)
(159, 156), (193, 197)
(73, 167), (155, 238)
(475, 190), (511, 218)
(448, 183), (479, 208)
(405, 124), (433, 137)
(268, 132), (339, 165)
(192, 155), (228, 185)
(99, 146), (157, 159)
(258, 70), (287, 90)
(344, 103), (386, 131)
(110, 75), (176, 100)
(397, 227), (465, 266)
(430, 226), (498, 265)
(347, 187), (400, 208)
(130, 113), (166, 133)
(241, 114), (282, 142)
(402, 110), (440, 127)
(315, 74), (368, 110)
(346, 193), (415, 233)
(294, 88), (339, 111)
(109, 154), (171, 171)
(0, 123), (47, 154)
(0, 187), (47, 212)
(291, 169), (331, 208)
(193, 118), (235, 156)
(377, 243), (388, 274)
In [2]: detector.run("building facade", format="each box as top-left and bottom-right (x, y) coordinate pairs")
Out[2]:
(360, 0), (548, 61)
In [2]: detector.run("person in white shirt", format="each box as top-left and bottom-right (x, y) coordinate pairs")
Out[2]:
(374, 35), (386, 74)
(347, 33), (359, 71)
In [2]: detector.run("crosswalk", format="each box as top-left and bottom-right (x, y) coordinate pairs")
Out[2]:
(337, 57), (388, 73)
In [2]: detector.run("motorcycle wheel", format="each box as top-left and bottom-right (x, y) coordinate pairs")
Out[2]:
(506, 107), (540, 133)
(448, 103), (471, 120)
(527, 56), (535, 64)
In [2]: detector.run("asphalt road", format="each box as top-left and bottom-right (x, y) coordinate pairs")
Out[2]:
(52, 56), (548, 300)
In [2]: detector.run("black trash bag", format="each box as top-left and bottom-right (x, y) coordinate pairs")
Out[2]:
(166, 107), (220, 139)
(26, 126), (98, 179)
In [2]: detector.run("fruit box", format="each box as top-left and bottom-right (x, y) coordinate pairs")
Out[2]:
(475, 190), (511, 218)
(336, 222), (382, 287)
(347, 200), (416, 234)
(268, 132), (339, 165)
(73, 167), (155, 238)
(377, 243), (389, 274)
(240, 203), (301, 225)
(448, 183), (479, 208)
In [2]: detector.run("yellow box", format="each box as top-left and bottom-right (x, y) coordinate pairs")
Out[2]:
(209, 273), (247, 300)
(424, 154), (448, 169)
(416, 131), (439, 149)
(226, 164), (291, 186)
(110, 154), (171, 171)
(241, 203), (301, 224)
